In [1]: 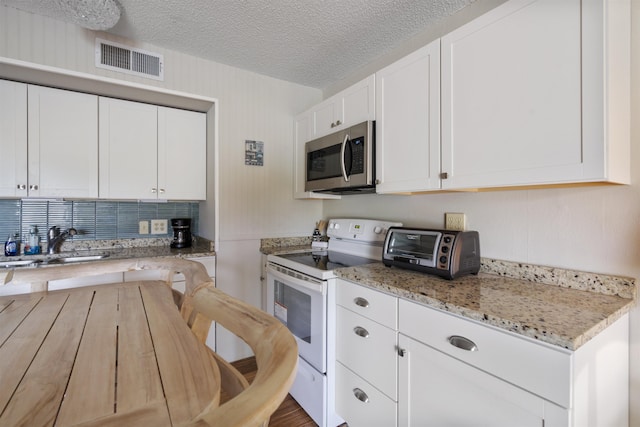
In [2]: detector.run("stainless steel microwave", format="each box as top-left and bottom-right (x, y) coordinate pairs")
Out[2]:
(304, 121), (375, 194)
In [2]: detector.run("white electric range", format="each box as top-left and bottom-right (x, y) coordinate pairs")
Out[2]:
(266, 218), (402, 427)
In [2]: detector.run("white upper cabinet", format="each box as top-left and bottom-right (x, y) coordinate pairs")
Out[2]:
(0, 80), (27, 198)
(99, 97), (158, 199)
(375, 40), (441, 193)
(310, 74), (375, 140)
(440, 0), (630, 189)
(99, 98), (206, 200)
(2, 82), (98, 199)
(293, 75), (374, 199)
(158, 106), (206, 200)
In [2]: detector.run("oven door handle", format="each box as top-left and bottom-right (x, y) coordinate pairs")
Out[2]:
(267, 264), (326, 295)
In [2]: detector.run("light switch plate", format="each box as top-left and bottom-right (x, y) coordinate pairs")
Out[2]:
(139, 221), (149, 234)
(151, 219), (168, 234)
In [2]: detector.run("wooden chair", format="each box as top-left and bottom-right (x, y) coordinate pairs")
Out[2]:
(173, 258), (299, 427)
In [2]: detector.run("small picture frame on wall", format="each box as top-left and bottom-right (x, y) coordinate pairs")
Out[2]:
(245, 140), (264, 166)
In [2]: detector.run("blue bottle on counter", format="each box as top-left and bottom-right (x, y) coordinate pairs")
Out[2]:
(4, 234), (18, 256)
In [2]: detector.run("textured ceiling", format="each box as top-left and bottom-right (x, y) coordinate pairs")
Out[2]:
(2, 0), (477, 89)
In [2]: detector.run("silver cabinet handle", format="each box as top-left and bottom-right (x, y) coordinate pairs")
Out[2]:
(17, 184), (26, 190)
(335, 120), (342, 126)
(353, 326), (369, 338)
(159, 188), (165, 194)
(29, 184), (38, 190)
(331, 122), (336, 128)
(353, 388), (369, 403)
(151, 188), (157, 193)
(448, 335), (478, 352)
(354, 297), (369, 308)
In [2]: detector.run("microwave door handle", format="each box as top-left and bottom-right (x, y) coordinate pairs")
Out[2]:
(340, 133), (350, 181)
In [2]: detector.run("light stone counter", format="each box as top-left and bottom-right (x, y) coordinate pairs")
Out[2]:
(0, 236), (216, 265)
(335, 260), (636, 350)
(260, 239), (636, 350)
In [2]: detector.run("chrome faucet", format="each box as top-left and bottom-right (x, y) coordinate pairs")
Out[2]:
(47, 226), (77, 255)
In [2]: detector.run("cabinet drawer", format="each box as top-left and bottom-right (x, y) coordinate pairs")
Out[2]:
(336, 306), (397, 400)
(335, 362), (397, 427)
(399, 299), (571, 408)
(337, 279), (397, 329)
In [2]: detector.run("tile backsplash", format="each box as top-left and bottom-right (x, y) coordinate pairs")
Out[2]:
(0, 200), (199, 245)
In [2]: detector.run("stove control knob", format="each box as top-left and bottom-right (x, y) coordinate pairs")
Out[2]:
(334, 223), (340, 230)
(373, 226), (383, 234)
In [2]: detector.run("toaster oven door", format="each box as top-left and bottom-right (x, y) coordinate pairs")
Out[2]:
(383, 229), (442, 267)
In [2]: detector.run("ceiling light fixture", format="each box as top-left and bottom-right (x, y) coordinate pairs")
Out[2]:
(1, 0), (121, 30)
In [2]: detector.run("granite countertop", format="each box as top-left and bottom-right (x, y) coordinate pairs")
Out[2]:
(0, 236), (216, 266)
(260, 239), (636, 351)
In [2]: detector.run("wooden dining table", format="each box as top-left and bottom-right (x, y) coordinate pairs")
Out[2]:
(0, 280), (221, 427)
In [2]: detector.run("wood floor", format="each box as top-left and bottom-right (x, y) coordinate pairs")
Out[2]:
(230, 357), (318, 427)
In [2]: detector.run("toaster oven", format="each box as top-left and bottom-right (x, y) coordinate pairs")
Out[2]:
(382, 227), (480, 279)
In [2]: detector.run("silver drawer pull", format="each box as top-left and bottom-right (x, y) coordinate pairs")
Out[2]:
(448, 335), (478, 352)
(353, 387), (369, 403)
(354, 297), (369, 308)
(353, 326), (369, 338)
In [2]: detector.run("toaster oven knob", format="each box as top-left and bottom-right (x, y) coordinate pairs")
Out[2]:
(440, 256), (448, 264)
(441, 246), (449, 253)
(443, 236), (452, 244)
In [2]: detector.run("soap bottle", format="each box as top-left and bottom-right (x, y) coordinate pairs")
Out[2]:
(25, 226), (40, 255)
(4, 233), (18, 256)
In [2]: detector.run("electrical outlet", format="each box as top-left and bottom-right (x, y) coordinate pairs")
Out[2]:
(151, 219), (168, 234)
(138, 220), (149, 234)
(445, 213), (466, 231)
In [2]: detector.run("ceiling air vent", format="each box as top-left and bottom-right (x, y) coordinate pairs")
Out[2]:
(95, 38), (164, 81)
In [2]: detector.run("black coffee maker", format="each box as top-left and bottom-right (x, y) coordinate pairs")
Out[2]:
(170, 218), (192, 248)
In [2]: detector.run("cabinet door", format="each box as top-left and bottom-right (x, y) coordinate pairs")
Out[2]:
(341, 74), (375, 128)
(0, 80), (27, 197)
(335, 362), (397, 427)
(28, 86), (98, 198)
(336, 306), (397, 399)
(441, 0), (583, 189)
(158, 107), (206, 200)
(99, 98), (158, 199)
(398, 334), (545, 427)
(376, 41), (440, 193)
(312, 98), (341, 138)
(311, 74), (375, 139)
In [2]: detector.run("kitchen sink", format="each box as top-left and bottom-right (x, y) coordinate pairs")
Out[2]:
(0, 260), (42, 268)
(46, 254), (110, 264)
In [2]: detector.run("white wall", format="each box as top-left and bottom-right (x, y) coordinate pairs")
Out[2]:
(0, 6), (324, 360)
(322, 1), (640, 424)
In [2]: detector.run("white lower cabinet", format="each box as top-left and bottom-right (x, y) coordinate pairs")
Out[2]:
(334, 280), (629, 427)
(397, 334), (565, 427)
(335, 362), (397, 427)
(335, 279), (398, 427)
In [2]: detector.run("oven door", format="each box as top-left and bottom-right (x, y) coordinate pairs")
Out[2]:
(266, 264), (327, 373)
